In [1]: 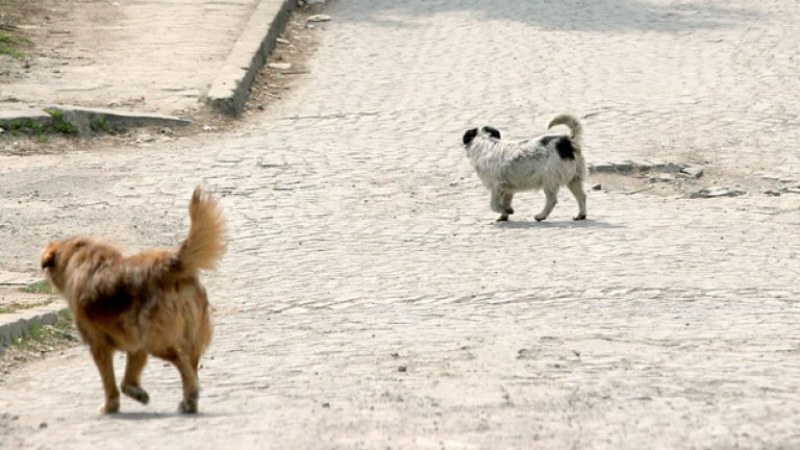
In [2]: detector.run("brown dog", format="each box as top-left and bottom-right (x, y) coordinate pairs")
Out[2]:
(41, 187), (225, 414)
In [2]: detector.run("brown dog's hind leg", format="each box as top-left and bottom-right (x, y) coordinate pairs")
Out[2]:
(176, 354), (200, 414)
(160, 349), (201, 414)
(90, 344), (120, 414)
(121, 350), (150, 405)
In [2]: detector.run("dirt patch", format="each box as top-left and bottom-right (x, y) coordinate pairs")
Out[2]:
(0, 282), (56, 313)
(245, 6), (325, 115)
(0, 4), (327, 155)
(1, 0), (261, 115)
(0, 0), (45, 63)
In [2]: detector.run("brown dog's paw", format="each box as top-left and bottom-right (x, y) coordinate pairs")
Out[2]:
(178, 398), (198, 414)
(573, 213), (587, 221)
(179, 391), (199, 414)
(122, 384), (150, 405)
(98, 398), (120, 414)
(497, 214), (509, 222)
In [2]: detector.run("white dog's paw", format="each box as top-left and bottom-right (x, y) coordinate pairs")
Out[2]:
(534, 214), (547, 222)
(573, 213), (587, 221)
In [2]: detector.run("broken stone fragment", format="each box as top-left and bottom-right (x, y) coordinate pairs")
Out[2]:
(681, 165), (704, 178)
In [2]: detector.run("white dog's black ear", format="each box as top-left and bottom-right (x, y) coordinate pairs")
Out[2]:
(462, 128), (478, 145)
(481, 126), (501, 140)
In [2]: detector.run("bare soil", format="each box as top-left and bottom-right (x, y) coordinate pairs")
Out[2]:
(0, 3), (325, 157)
(0, 0), (45, 64)
(246, 7), (323, 114)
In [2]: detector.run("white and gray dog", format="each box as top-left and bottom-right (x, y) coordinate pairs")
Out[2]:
(462, 114), (586, 222)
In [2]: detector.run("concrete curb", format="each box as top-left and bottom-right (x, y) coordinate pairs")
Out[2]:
(0, 303), (66, 354)
(207, 0), (296, 117)
(55, 105), (192, 131)
(0, 104), (191, 133)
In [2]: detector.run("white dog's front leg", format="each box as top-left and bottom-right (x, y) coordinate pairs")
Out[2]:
(535, 188), (559, 221)
(498, 190), (515, 221)
(491, 188), (514, 221)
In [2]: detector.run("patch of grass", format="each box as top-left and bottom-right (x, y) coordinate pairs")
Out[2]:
(0, 299), (53, 314)
(89, 116), (108, 132)
(0, 32), (28, 59)
(45, 108), (64, 120)
(45, 108), (78, 135)
(3, 117), (48, 139)
(53, 120), (78, 135)
(0, 44), (23, 59)
(2, 109), (81, 138)
(20, 280), (53, 295)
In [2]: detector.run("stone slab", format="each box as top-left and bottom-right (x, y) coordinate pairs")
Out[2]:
(0, 303), (65, 353)
(0, 104), (191, 133)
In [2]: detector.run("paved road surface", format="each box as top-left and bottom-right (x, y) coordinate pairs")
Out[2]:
(2, 0), (800, 448)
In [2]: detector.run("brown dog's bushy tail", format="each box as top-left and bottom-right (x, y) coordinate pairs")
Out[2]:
(548, 114), (583, 143)
(176, 187), (226, 274)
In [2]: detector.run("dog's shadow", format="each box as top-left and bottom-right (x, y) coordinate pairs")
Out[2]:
(107, 410), (232, 421)
(493, 218), (624, 230)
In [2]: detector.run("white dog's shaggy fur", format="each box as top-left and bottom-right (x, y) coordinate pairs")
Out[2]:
(462, 114), (586, 222)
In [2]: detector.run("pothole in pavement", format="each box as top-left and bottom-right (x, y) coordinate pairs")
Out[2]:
(588, 160), (800, 199)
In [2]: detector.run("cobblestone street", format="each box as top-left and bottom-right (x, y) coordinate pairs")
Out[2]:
(2, 0), (800, 448)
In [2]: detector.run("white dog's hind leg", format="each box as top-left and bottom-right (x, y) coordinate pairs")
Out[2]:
(534, 188), (559, 222)
(567, 178), (587, 220)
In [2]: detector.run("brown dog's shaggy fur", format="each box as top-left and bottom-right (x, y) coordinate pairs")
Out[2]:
(41, 187), (226, 414)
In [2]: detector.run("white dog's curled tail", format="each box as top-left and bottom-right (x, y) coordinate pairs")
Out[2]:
(548, 114), (583, 143)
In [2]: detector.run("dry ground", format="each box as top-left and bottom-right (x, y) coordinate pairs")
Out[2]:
(0, 2), (327, 156)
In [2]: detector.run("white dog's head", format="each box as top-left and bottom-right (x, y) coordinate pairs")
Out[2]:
(462, 126), (501, 147)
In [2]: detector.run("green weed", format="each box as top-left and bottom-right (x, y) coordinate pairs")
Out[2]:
(44, 108), (78, 135)
(0, 32), (28, 59)
(20, 280), (53, 294)
(4, 117), (48, 138)
(89, 116), (108, 132)
(0, 300), (53, 314)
